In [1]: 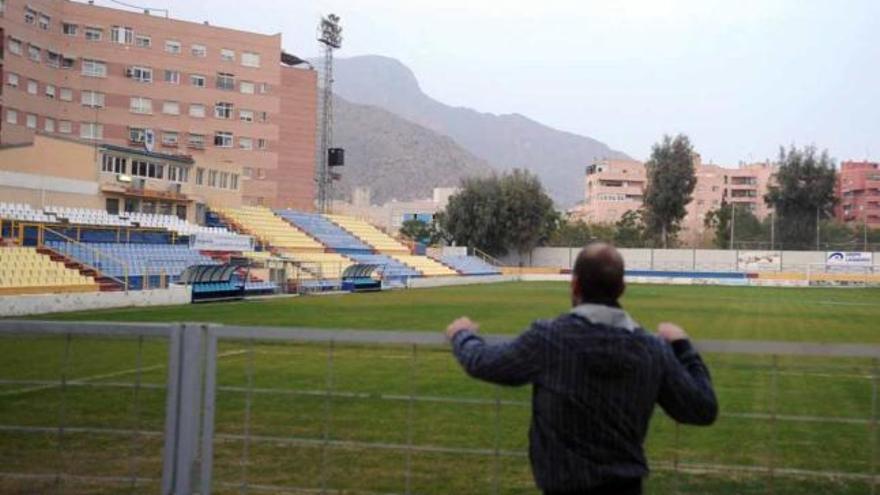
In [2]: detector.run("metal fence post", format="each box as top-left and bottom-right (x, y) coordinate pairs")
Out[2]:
(200, 325), (218, 495)
(871, 358), (878, 495)
(161, 323), (205, 495)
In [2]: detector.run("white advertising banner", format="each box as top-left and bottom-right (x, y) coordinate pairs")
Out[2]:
(737, 251), (781, 271)
(190, 233), (254, 252)
(826, 251), (873, 267)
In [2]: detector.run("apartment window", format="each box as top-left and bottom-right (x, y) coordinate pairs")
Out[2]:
(135, 35), (151, 48)
(239, 137), (253, 150)
(82, 59), (107, 77)
(46, 51), (61, 67)
(162, 101), (180, 115)
(231, 174), (239, 190)
(191, 44), (207, 57)
(63, 23), (78, 36)
(8, 37), (22, 55)
(257, 138), (267, 150)
(129, 97), (153, 114)
(102, 155), (127, 174)
(258, 83), (270, 94)
(129, 127), (146, 144)
(259, 111), (269, 123)
(26, 80), (38, 95)
(220, 48), (235, 62)
(188, 134), (206, 149)
(168, 165), (189, 182)
(214, 132), (233, 148)
(60, 88), (73, 102)
(164, 70), (180, 84)
(239, 110), (255, 123)
(45, 85), (56, 99)
(216, 73), (235, 90)
(214, 102), (234, 119)
(161, 131), (179, 147)
(239, 81), (255, 95)
(80, 123), (103, 140)
(165, 40), (181, 54)
(61, 56), (75, 69)
(131, 160), (147, 177)
(208, 170), (218, 187)
(5, 110), (17, 125)
(111, 26), (134, 44)
(44, 118), (56, 133)
(241, 52), (260, 68)
(190, 74), (206, 87)
(127, 66), (153, 83)
(59, 120), (72, 134)
(219, 172), (229, 189)
(38, 14), (51, 30)
(6, 73), (19, 87)
(28, 44), (41, 62)
(81, 90), (105, 108)
(196, 168), (205, 185)
(24, 8), (36, 24)
(85, 27), (102, 41)
(189, 104), (206, 118)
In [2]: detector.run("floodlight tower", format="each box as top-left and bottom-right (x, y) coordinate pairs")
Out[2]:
(316, 14), (342, 213)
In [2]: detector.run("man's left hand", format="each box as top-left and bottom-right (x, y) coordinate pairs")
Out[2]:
(446, 317), (478, 340)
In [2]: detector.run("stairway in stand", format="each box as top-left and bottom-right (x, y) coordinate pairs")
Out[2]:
(36, 246), (125, 292)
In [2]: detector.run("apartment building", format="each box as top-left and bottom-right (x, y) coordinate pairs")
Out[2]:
(836, 161), (880, 229)
(570, 156), (776, 242)
(0, 0), (317, 213)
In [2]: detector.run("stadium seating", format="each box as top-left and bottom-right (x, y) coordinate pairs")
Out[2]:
(346, 253), (421, 278)
(276, 210), (372, 253)
(282, 251), (354, 280)
(325, 214), (410, 254)
(45, 241), (215, 286)
(216, 207), (323, 251)
(0, 246), (98, 294)
(439, 255), (502, 275)
(392, 255), (458, 277)
(0, 202), (56, 223)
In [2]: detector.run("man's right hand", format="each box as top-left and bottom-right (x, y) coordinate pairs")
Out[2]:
(657, 322), (689, 342)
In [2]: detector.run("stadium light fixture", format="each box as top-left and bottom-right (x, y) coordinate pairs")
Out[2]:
(319, 14), (343, 49)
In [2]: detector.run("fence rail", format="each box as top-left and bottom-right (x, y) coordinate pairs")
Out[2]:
(1, 320), (879, 494)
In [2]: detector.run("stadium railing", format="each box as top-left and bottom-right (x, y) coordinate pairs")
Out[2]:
(2, 320), (880, 494)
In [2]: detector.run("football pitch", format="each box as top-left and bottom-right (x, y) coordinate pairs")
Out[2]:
(2, 282), (880, 494)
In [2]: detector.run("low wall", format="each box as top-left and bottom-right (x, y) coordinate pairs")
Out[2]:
(503, 248), (880, 273)
(407, 275), (515, 289)
(0, 286), (192, 317)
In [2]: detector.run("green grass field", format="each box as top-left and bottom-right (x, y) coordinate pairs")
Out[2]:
(2, 282), (880, 494)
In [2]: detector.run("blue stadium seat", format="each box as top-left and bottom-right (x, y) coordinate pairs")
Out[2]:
(439, 255), (502, 276)
(275, 210), (373, 254)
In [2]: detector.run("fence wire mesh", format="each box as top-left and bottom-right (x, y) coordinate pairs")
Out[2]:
(0, 322), (879, 494)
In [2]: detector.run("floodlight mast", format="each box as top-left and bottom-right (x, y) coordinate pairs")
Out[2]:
(316, 14), (342, 213)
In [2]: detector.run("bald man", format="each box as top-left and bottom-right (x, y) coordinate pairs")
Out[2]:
(446, 243), (717, 495)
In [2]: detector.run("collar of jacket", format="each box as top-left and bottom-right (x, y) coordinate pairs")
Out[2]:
(570, 303), (639, 332)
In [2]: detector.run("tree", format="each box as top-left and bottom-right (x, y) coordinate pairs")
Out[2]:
(643, 134), (698, 248)
(704, 202), (767, 249)
(440, 170), (557, 257)
(614, 210), (647, 248)
(399, 219), (436, 245)
(764, 146), (837, 250)
(501, 170), (558, 256)
(547, 220), (615, 247)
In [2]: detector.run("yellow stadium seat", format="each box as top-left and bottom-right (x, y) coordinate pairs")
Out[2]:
(215, 206), (324, 252)
(0, 246), (99, 295)
(325, 215), (411, 255)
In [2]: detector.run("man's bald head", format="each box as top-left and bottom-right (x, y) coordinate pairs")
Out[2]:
(571, 243), (626, 307)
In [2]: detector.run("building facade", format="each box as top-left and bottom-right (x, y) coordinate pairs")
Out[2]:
(570, 156), (776, 244)
(0, 0), (316, 212)
(836, 161), (880, 229)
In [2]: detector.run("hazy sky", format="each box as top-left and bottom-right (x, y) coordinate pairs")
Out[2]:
(93, 0), (879, 165)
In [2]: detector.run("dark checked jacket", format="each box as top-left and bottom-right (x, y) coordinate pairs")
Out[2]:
(451, 303), (718, 493)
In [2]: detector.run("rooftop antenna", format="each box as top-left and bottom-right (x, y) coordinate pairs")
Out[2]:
(316, 14), (342, 213)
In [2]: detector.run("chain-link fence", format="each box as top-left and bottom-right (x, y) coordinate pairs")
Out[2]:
(1, 321), (879, 494)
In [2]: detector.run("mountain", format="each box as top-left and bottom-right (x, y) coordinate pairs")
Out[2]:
(331, 96), (494, 204)
(328, 55), (630, 206)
